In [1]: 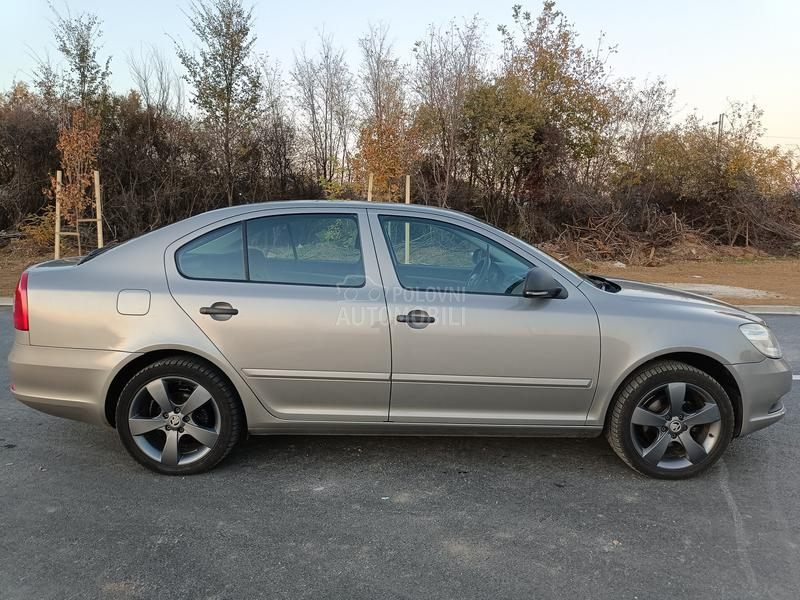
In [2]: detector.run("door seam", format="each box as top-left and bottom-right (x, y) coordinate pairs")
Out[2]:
(365, 208), (393, 422)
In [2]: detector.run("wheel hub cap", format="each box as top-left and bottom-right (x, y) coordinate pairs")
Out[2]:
(167, 414), (182, 428)
(668, 418), (683, 433)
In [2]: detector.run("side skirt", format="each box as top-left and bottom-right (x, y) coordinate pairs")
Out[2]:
(247, 422), (603, 438)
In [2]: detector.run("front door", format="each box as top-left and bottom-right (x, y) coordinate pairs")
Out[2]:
(166, 207), (391, 421)
(368, 210), (600, 426)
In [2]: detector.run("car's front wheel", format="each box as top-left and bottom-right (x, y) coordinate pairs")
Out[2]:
(116, 356), (243, 475)
(606, 360), (734, 479)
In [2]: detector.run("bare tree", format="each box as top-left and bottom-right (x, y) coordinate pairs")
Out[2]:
(257, 58), (297, 197)
(358, 24), (405, 127)
(412, 17), (484, 207)
(128, 46), (184, 116)
(291, 32), (355, 184)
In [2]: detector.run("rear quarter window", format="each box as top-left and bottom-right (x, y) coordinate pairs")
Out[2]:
(176, 223), (245, 281)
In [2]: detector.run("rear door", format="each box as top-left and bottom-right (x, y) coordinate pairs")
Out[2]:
(166, 207), (391, 421)
(368, 209), (601, 425)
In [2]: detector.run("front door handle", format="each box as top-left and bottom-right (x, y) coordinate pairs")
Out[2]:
(397, 310), (435, 328)
(200, 302), (238, 321)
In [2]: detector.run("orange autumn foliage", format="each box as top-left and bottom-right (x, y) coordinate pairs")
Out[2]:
(352, 118), (420, 202)
(44, 108), (100, 224)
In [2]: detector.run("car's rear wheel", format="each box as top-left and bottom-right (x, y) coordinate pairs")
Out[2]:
(116, 356), (243, 475)
(606, 360), (734, 479)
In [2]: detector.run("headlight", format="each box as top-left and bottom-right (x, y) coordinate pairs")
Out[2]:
(739, 323), (782, 358)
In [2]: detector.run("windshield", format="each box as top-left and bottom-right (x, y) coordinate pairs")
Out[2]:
(77, 243), (118, 264)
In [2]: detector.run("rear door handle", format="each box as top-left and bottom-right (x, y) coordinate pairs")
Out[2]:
(397, 310), (435, 327)
(200, 302), (238, 320)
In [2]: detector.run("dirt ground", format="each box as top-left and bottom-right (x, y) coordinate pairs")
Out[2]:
(580, 257), (800, 306)
(1, 238), (798, 306)
(0, 239), (53, 297)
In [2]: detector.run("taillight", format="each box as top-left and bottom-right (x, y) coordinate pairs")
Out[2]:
(13, 271), (29, 331)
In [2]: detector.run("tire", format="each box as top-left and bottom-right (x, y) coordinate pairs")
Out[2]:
(115, 356), (244, 475)
(606, 360), (734, 479)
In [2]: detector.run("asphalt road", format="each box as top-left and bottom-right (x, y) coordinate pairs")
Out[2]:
(0, 308), (798, 600)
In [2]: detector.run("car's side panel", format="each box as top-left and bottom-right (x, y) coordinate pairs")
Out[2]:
(367, 208), (601, 426)
(9, 343), (138, 426)
(18, 222), (276, 427)
(13, 286), (274, 429)
(164, 207), (393, 422)
(581, 283), (772, 428)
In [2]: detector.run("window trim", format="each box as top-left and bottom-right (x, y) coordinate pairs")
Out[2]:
(377, 214), (533, 297)
(241, 218), (251, 281)
(175, 212), (367, 289)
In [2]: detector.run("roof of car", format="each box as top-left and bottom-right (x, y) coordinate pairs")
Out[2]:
(203, 199), (479, 221)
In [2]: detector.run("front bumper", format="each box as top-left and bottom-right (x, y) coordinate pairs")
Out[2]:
(730, 357), (793, 436)
(8, 342), (137, 427)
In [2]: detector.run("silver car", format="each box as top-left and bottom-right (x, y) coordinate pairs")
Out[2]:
(8, 201), (792, 478)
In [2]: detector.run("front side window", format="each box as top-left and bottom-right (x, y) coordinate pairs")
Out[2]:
(176, 223), (245, 281)
(246, 214), (365, 287)
(379, 215), (532, 295)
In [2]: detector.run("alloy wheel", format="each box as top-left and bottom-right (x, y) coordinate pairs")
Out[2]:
(127, 376), (221, 466)
(629, 382), (723, 470)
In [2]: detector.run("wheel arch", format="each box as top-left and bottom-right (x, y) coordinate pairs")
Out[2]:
(603, 351), (743, 437)
(104, 349), (247, 429)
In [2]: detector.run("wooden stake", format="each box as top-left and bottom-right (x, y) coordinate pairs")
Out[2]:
(54, 170), (62, 259)
(404, 174), (411, 264)
(75, 209), (81, 256)
(367, 173), (373, 202)
(94, 170), (104, 248)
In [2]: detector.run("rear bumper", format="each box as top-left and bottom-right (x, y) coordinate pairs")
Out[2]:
(731, 357), (793, 436)
(8, 342), (136, 427)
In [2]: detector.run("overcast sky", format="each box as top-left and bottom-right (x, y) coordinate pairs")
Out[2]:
(1, 0), (798, 147)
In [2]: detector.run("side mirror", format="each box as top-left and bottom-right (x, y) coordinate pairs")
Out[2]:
(523, 268), (566, 299)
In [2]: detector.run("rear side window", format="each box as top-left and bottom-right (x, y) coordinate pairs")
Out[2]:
(246, 214), (365, 287)
(176, 223), (245, 281)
